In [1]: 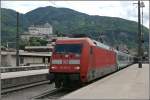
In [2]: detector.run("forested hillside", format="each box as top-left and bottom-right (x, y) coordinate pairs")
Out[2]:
(1, 6), (149, 52)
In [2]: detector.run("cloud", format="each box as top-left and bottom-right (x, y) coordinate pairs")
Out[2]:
(1, 1), (51, 13)
(119, 1), (149, 28)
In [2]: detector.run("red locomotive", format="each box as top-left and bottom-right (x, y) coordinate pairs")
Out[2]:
(47, 37), (134, 88)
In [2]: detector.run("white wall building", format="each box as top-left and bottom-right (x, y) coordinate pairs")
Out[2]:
(28, 23), (53, 35)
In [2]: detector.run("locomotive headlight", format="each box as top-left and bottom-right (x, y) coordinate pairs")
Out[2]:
(74, 66), (80, 70)
(51, 66), (56, 69)
(65, 54), (69, 58)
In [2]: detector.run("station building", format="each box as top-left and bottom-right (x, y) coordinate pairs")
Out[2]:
(1, 50), (52, 67)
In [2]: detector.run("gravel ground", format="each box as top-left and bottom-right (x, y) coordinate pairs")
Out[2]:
(2, 83), (55, 100)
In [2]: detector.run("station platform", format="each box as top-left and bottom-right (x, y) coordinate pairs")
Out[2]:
(1, 69), (48, 79)
(1, 69), (49, 90)
(61, 64), (149, 99)
(1, 65), (48, 73)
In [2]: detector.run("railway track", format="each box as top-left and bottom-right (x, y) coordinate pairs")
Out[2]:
(30, 65), (133, 100)
(2, 80), (50, 94)
(30, 87), (79, 100)
(2, 65), (133, 99)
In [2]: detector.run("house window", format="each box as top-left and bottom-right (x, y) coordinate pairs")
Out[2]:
(45, 58), (48, 63)
(43, 57), (45, 63)
(43, 57), (49, 63)
(48, 57), (50, 63)
(20, 57), (24, 64)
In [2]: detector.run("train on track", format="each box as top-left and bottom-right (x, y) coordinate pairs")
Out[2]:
(47, 37), (135, 88)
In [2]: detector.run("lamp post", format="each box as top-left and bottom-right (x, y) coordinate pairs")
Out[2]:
(140, 1), (145, 64)
(137, 0), (145, 68)
(16, 12), (20, 67)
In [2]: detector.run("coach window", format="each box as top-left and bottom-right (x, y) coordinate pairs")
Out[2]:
(119, 55), (123, 61)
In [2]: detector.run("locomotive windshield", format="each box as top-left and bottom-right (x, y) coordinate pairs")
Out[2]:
(54, 44), (82, 54)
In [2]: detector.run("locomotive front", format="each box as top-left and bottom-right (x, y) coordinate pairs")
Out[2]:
(48, 39), (84, 88)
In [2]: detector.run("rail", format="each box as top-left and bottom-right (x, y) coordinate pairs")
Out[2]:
(30, 88), (78, 100)
(2, 80), (50, 94)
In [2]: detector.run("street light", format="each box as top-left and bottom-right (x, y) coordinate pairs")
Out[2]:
(138, 0), (145, 68)
(134, 1), (144, 68)
(141, 1), (145, 65)
(140, 1), (145, 42)
(140, 1), (145, 7)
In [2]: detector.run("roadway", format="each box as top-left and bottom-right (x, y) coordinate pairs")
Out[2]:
(61, 64), (149, 99)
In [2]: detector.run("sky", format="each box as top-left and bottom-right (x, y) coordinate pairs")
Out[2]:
(1, 1), (149, 28)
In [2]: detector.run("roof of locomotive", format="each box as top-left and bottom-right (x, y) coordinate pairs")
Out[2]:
(92, 40), (113, 51)
(56, 37), (115, 51)
(55, 37), (133, 56)
(56, 37), (95, 45)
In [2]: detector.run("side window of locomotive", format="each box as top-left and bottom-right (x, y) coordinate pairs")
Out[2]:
(94, 42), (97, 46)
(90, 47), (93, 54)
(118, 54), (124, 61)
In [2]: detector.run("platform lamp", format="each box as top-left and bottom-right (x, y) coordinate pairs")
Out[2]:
(140, 1), (145, 64)
(16, 12), (20, 67)
(138, 0), (145, 68)
(133, 0), (143, 68)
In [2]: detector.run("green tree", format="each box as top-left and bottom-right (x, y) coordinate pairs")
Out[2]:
(19, 39), (28, 49)
(29, 37), (48, 46)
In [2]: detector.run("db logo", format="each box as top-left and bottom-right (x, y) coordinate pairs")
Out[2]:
(62, 59), (69, 64)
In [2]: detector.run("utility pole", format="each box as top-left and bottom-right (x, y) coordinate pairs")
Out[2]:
(0, 2), (1, 99)
(16, 12), (19, 66)
(140, 1), (145, 63)
(138, 0), (142, 68)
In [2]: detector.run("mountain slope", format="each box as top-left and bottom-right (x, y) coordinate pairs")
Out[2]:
(1, 7), (149, 51)
(1, 8), (29, 44)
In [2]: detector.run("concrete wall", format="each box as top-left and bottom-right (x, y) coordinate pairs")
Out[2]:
(1, 55), (8, 66)
(11, 56), (16, 67)
(23, 56), (43, 64)
(1, 54), (15, 67)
